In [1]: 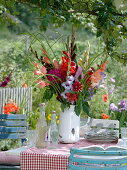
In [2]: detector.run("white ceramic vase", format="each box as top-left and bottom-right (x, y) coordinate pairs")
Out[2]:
(58, 105), (80, 143)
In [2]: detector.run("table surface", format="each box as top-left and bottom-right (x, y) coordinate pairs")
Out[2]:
(20, 139), (118, 170)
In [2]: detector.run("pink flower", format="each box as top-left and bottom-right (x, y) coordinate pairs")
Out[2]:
(41, 66), (47, 74)
(34, 70), (42, 75)
(43, 56), (50, 64)
(75, 66), (83, 80)
(53, 60), (59, 69)
(36, 80), (49, 88)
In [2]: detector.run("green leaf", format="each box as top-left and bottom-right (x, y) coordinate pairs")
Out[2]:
(82, 101), (90, 116)
(75, 99), (82, 116)
(43, 87), (53, 100)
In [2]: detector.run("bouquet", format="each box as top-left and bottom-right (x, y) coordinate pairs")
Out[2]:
(32, 32), (107, 116)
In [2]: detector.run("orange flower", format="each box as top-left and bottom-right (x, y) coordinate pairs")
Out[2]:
(4, 102), (20, 114)
(102, 113), (110, 119)
(103, 94), (108, 102)
(100, 62), (107, 72)
(89, 69), (102, 87)
(22, 82), (28, 88)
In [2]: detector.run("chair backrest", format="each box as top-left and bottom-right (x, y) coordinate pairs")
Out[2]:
(80, 118), (119, 140)
(69, 146), (127, 170)
(0, 114), (27, 145)
(0, 87), (32, 114)
(89, 118), (119, 136)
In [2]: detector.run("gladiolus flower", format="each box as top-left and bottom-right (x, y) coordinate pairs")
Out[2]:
(53, 60), (59, 69)
(34, 70), (42, 75)
(41, 66), (47, 74)
(36, 80), (49, 88)
(43, 56), (50, 64)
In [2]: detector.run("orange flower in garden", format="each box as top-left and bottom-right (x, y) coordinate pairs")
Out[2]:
(102, 113), (110, 119)
(22, 82), (28, 88)
(4, 101), (20, 114)
(103, 94), (108, 102)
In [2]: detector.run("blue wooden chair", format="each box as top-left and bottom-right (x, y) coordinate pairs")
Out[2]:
(0, 114), (27, 144)
(0, 114), (27, 169)
(68, 146), (127, 170)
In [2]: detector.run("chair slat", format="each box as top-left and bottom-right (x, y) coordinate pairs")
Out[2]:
(0, 133), (26, 139)
(71, 156), (127, 164)
(90, 118), (119, 129)
(0, 127), (27, 133)
(68, 164), (127, 170)
(0, 120), (26, 127)
(0, 114), (26, 120)
(71, 148), (127, 156)
(69, 147), (127, 170)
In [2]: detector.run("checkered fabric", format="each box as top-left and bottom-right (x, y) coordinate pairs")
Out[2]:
(20, 139), (117, 170)
(21, 152), (68, 170)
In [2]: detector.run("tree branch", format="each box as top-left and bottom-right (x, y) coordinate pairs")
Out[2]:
(68, 9), (98, 16)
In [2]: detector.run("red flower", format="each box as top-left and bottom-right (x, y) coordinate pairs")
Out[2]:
(102, 113), (110, 119)
(60, 56), (70, 72)
(63, 51), (70, 57)
(66, 93), (78, 102)
(102, 94), (108, 102)
(70, 61), (77, 74)
(72, 81), (82, 92)
(4, 102), (20, 114)
(60, 57), (77, 76)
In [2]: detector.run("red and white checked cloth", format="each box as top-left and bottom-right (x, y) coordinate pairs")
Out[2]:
(20, 139), (117, 170)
